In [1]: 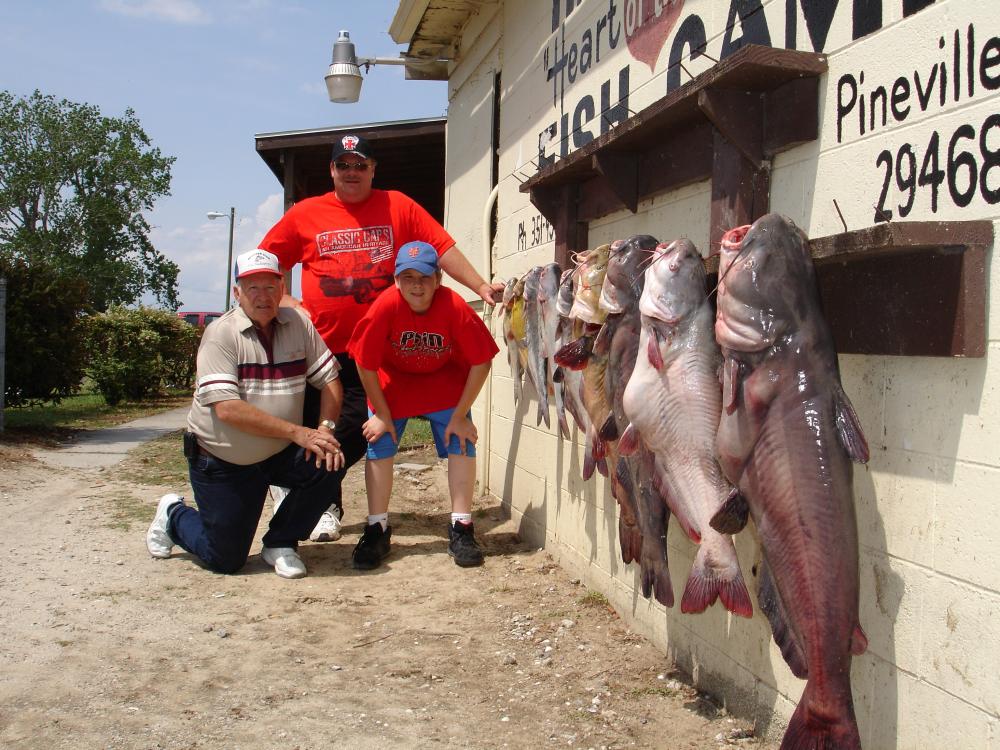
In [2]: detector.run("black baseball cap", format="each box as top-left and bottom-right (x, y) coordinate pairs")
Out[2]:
(331, 134), (374, 162)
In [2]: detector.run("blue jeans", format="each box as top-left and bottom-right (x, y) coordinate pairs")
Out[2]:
(169, 442), (343, 574)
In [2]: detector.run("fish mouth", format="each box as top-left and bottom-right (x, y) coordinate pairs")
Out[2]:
(714, 313), (770, 352)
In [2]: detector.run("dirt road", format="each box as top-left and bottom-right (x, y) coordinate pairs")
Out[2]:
(0, 436), (772, 749)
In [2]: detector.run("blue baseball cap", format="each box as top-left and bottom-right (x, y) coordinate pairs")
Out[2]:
(395, 241), (440, 276)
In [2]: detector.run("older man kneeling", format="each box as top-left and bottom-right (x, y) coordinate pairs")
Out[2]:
(146, 249), (345, 578)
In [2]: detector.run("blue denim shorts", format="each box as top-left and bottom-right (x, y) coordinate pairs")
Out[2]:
(366, 407), (477, 460)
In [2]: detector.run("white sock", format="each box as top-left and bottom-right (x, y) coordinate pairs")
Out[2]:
(368, 513), (389, 531)
(451, 512), (472, 527)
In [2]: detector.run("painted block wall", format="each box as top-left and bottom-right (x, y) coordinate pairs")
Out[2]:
(436, 0), (1000, 745)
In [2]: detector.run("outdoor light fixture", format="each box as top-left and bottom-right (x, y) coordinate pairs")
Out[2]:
(324, 29), (450, 104)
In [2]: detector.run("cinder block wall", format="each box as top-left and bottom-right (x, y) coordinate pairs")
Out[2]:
(443, 0), (1000, 746)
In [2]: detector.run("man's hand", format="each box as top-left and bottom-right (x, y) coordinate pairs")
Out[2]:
(294, 425), (344, 471)
(478, 281), (505, 306)
(444, 414), (478, 456)
(362, 413), (397, 446)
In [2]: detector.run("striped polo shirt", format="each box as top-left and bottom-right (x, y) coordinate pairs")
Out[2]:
(187, 305), (339, 465)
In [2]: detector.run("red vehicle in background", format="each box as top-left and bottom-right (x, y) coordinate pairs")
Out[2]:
(177, 311), (222, 328)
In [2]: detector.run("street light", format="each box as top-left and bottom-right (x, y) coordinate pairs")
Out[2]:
(207, 207), (235, 310)
(324, 30), (450, 103)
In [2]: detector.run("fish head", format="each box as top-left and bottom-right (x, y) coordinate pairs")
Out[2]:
(715, 214), (816, 352)
(502, 277), (518, 309)
(638, 239), (706, 324)
(570, 245), (610, 324)
(556, 268), (576, 318)
(599, 234), (659, 314)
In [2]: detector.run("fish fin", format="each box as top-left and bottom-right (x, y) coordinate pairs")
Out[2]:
(639, 514), (674, 607)
(723, 356), (741, 415)
(582, 452), (596, 481)
(618, 517), (641, 565)
(618, 423), (639, 456)
(535, 398), (551, 428)
(679, 547), (718, 614)
(709, 487), (750, 534)
(553, 336), (591, 369)
(614, 457), (635, 498)
(654, 475), (701, 543)
(680, 546), (753, 618)
(835, 386), (870, 464)
(597, 413), (619, 442)
(781, 680), (862, 750)
(596, 457), (609, 477)
(592, 323), (611, 356)
(719, 573), (754, 618)
(851, 624), (868, 656)
(640, 558), (675, 608)
(588, 427), (606, 460)
(551, 365), (565, 383)
(646, 329), (664, 371)
(758, 561), (809, 679)
(557, 405), (571, 440)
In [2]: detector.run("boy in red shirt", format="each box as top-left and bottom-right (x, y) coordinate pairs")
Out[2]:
(348, 241), (499, 569)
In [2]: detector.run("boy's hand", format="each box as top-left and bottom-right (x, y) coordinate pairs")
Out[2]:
(363, 414), (397, 445)
(444, 414), (478, 456)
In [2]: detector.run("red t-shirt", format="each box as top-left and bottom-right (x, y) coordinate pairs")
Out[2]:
(349, 286), (500, 419)
(260, 189), (455, 353)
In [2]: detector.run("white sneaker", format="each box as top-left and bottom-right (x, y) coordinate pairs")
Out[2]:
(309, 506), (343, 542)
(261, 546), (307, 579)
(146, 493), (183, 559)
(269, 485), (291, 516)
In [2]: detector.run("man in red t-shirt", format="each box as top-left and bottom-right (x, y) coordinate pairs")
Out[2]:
(348, 241), (499, 569)
(259, 134), (503, 543)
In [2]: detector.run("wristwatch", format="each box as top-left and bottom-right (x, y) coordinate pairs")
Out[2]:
(319, 419), (336, 431)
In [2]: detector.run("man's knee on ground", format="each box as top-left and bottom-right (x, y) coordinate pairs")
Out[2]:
(200, 543), (251, 575)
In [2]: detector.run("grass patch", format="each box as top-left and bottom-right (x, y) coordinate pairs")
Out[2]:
(125, 430), (190, 487)
(398, 416), (433, 449)
(2, 389), (189, 443)
(107, 491), (154, 530)
(578, 590), (611, 609)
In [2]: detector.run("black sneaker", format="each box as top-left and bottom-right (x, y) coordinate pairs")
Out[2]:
(352, 523), (391, 570)
(448, 522), (484, 567)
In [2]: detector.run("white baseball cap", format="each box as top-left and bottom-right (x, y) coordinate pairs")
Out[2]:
(235, 249), (281, 280)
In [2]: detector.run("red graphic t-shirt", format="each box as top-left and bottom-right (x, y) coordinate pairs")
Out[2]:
(348, 286), (500, 419)
(260, 189), (455, 352)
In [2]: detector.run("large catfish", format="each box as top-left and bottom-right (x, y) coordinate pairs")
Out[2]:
(622, 239), (752, 618)
(521, 266), (550, 428)
(713, 214), (869, 750)
(598, 234), (674, 606)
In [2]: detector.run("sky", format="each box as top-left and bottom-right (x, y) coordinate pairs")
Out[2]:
(0, 0), (449, 312)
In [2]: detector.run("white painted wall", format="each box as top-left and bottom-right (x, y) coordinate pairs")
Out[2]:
(437, 0), (1000, 745)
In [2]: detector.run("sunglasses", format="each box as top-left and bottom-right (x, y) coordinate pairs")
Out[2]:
(333, 161), (371, 172)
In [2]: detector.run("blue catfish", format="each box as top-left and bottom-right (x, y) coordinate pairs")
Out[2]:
(622, 239), (752, 618)
(598, 234), (674, 606)
(713, 214), (869, 750)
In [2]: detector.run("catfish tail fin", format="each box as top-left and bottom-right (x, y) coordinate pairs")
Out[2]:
(780, 682), (861, 750)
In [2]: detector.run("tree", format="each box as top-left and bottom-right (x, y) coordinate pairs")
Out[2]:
(0, 90), (178, 311)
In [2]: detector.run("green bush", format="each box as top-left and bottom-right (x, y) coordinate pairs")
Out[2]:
(85, 306), (198, 405)
(0, 255), (90, 406)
